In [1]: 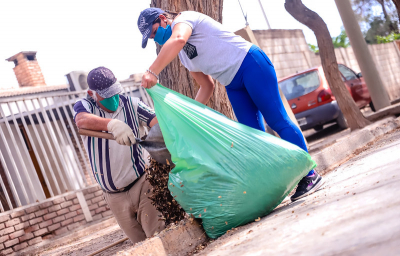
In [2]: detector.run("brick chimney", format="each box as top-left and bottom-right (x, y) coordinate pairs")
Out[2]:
(6, 51), (46, 87)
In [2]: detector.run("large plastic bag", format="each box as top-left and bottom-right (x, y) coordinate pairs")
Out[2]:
(147, 84), (316, 238)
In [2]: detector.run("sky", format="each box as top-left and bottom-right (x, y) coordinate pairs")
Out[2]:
(0, 0), (343, 90)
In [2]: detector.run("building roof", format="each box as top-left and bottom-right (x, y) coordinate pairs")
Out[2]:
(0, 84), (69, 98)
(119, 73), (143, 84)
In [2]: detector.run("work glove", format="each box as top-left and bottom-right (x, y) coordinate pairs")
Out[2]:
(107, 119), (136, 146)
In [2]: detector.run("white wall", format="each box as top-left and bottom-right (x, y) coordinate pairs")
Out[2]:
(253, 29), (313, 79)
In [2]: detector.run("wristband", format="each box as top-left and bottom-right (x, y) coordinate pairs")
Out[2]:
(146, 69), (159, 80)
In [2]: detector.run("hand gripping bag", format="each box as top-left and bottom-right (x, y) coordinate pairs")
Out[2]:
(146, 84), (316, 238)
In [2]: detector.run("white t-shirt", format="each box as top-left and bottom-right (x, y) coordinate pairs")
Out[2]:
(172, 11), (253, 86)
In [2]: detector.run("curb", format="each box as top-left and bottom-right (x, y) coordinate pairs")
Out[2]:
(366, 102), (400, 122)
(313, 116), (400, 174)
(117, 219), (206, 256)
(117, 116), (400, 256)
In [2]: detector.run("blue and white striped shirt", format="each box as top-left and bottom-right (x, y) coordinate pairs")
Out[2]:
(73, 94), (156, 192)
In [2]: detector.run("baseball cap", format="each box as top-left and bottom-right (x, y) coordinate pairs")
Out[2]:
(137, 7), (165, 48)
(87, 67), (123, 98)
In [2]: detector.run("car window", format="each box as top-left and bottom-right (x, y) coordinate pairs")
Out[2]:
(338, 65), (357, 80)
(278, 71), (320, 100)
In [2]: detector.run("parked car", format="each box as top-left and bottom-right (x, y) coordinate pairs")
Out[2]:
(278, 64), (373, 131)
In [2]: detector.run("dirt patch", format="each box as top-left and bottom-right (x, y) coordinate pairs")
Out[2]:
(35, 226), (132, 256)
(187, 238), (214, 256)
(145, 158), (186, 226)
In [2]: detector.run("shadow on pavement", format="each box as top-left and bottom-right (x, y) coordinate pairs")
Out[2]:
(304, 124), (345, 144)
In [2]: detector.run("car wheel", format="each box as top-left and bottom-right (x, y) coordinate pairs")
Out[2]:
(314, 125), (323, 132)
(336, 111), (348, 129)
(369, 102), (376, 112)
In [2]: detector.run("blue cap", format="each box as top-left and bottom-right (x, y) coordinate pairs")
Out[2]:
(137, 8), (165, 48)
(87, 67), (123, 98)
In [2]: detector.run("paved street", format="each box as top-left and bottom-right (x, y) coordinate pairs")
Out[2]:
(197, 128), (400, 256)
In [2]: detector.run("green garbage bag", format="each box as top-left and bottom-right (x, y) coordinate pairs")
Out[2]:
(146, 84), (316, 238)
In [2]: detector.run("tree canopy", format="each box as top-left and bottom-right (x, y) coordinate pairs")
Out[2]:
(352, 0), (399, 43)
(308, 28), (349, 53)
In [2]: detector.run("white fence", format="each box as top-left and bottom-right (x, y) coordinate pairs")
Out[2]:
(0, 83), (151, 212)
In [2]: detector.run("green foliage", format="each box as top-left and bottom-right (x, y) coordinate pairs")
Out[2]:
(308, 29), (350, 53)
(308, 43), (319, 53)
(352, 0), (398, 24)
(351, 0), (399, 44)
(332, 29), (350, 48)
(376, 31), (400, 43)
(365, 16), (399, 44)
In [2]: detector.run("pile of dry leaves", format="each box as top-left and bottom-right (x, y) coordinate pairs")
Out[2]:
(145, 158), (186, 225)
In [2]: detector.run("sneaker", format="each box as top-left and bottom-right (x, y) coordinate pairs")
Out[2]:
(291, 173), (324, 202)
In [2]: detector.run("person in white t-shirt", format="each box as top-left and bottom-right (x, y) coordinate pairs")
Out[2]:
(137, 7), (324, 202)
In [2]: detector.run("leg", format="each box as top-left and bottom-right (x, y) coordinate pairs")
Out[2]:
(241, 48), (324, 201)
(241, 49), (308, 153)
(103, 191), (146, 243)
(131, 175), (165, 237)
(226, 86), (265, 132)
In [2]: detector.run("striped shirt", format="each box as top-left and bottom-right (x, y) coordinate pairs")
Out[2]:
(73, 94), (156, 192)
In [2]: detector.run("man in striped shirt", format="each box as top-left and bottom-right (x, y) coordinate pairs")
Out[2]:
(74, 67), (165, 243)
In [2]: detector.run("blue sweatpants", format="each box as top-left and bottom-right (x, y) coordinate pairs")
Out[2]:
(226, 45), (313, 176)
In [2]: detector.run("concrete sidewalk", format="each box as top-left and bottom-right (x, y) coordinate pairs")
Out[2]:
(196, 128), (400, 256)
(310, 116), (400, 174)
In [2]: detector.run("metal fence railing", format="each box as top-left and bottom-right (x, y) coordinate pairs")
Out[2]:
(0, 83), (152, 212)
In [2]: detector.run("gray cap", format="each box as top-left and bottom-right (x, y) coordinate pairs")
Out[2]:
(87, 67), (123, 98)
(137, 7), (165, 48)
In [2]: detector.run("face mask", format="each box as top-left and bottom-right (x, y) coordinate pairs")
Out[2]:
(154, 24), (172, 45)
(100, 94), (119, 112)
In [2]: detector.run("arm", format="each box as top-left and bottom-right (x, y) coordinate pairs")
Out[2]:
(142, 23), (193, 88)
(75, 112), (111, 131)
(75, 112), (136, 146)
(137, 100), (158, 128)
(149, 117), (158, 128)
(191, 72), (215, 105)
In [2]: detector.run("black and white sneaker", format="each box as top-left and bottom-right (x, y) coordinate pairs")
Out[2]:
(291, 173), (325, 202)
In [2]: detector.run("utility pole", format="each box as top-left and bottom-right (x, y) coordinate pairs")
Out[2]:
(258, 0), (271, 29)
(335, 0), (390, 111)
(237, 0), (249, 26)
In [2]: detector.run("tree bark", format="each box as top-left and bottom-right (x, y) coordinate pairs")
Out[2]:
(285, 0), (370, 130)
(379, 0), (397, 32)
(392, 0), (400, 24)
(150, 0), (235, 120)
(377, 0), (389, 19)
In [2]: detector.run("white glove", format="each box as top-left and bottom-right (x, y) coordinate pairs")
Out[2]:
(107, 119), (136, 146)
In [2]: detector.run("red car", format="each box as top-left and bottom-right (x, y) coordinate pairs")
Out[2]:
(278, 64), (372, 131)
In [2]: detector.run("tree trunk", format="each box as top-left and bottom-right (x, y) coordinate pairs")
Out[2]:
(392, 0), (400, 24)
(150, 0), (235, 120)
(379, 0), (397, 32)
(285, 0), (370, 130)
(377, 0), (388, 20)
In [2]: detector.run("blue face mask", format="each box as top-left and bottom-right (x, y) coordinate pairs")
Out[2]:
(100, 94), (119, 112)
(154, 25), (172, 45)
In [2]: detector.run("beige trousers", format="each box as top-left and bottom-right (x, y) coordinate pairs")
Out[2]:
(103, 174), (165, 243)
